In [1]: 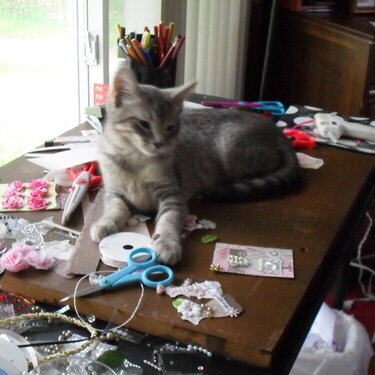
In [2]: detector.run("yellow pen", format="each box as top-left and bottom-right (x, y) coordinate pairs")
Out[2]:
(116, 24), (122, 38)
(141, 31), (151, 50)
(166, 22), (174, 49)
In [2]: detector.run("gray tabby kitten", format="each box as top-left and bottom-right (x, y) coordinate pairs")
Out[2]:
(90, 67), (302, 265)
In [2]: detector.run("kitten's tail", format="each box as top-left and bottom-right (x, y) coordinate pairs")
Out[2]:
(206, 148), (303, 202)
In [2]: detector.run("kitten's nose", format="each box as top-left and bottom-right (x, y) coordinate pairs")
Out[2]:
(154, 141), (164, 149)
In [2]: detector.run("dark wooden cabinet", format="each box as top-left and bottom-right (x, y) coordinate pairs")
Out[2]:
(265, 10), (375, 117)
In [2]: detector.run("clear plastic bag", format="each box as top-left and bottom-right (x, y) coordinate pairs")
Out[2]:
(290, 303), (373, 375)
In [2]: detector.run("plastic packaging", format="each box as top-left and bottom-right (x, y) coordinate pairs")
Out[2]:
(290, 303), (373, 375)
(0, 222), (7, 253)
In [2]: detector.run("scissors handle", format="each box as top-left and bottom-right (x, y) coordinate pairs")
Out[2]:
(99, 264), (173, 289)
(249, 101), (285, 115)
(141, 265), (174, 288)
(284, 129), (315, 148)
(99, 247), (157, 289)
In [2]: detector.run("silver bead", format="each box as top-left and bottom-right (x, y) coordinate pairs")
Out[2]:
(86, 315), (96, 323)
(106, 332), (115, 341)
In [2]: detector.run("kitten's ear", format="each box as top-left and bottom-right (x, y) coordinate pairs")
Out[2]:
(167, 80), (197, 108)
(110, 67), (140, 108)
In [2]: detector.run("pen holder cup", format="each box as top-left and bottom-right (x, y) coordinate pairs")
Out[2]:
(130, 59), (177, 88)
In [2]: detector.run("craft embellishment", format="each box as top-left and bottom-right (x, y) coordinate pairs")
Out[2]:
(211, 242), (294, 278)
(0, 242), (55, 272)
(1, 179), (57, 212)
(162, 279), (243, 325)
(0, 312), (98, 365)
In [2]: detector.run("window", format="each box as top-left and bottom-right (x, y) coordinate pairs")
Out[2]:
(0, 0), (81, 166)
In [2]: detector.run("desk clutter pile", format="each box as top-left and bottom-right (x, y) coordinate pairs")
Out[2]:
(0, 99), (375, 374)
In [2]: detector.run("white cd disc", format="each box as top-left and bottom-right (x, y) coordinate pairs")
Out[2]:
(99, 232), (153, 267)
(0, 340), (28, 373)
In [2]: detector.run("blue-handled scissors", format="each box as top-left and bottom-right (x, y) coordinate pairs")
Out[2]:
(60, 248), (174, 302)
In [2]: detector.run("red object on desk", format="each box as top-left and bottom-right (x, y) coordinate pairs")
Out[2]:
(66, 162), (102, 189)
(283, 129), (316, 149)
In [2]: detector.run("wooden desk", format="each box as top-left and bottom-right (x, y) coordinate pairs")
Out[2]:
(1, 130), (375, 374)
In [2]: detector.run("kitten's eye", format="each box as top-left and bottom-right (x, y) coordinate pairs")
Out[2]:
(139, 120), (150, 130)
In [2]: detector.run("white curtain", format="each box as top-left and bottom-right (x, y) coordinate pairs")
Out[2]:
(184, 0), (250, 99)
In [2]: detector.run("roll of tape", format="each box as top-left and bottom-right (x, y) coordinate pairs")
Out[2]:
(99, 232), (153, 268)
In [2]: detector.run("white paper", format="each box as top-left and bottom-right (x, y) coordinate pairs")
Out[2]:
(26, 143), (98, 170)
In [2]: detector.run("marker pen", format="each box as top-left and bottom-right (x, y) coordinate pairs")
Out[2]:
(44, 135), (97, 147)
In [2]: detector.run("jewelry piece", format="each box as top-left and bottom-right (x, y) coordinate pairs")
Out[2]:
(0, 312), (98, 365)
(123, 358), (141, 369)
(209, 264), (222, 272)
(143, 359), (162, 372)
(228, 255), (250, 267)
(19, 223), (45, 248)
(261, 251), (283, 275)
(164, 279), (223, 299)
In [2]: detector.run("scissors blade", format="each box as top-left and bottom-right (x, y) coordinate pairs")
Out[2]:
(60, 284), (103, 302)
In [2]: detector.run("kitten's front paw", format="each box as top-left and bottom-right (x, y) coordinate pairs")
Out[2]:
(152, 233), (182, 265)
(90, 219), (122, 243)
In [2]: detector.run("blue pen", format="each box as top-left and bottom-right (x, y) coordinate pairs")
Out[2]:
(143, 50), (152, 65)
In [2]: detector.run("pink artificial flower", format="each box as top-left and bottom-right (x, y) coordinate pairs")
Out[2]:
(29, 179), (49, 190)
(7, 180), (26, 192)
(11, 242), (34, 255)
(29, 186), (48, 197)
(27, 196), (49, 210)
(2, 195), (24, 209)
(24, 250), (54, 270)
(2, 190), (24, 199)
(0, 249), (30, 272)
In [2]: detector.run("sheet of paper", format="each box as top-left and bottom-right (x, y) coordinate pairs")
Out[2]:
(26, 143), (98, 170)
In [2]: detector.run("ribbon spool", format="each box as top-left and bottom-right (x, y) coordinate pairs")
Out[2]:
(99, 232), (153, 268)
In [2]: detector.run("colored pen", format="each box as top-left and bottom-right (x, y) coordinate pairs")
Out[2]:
(120, 26), (126, 39)
(171, 36), (185, 59)
(131, 38), (147, 65)
(116, 24), (122, 38)
(166, 22), (174, 49)
(159, 39), (177, 68)
(163, 26), (170, 53)
(124, 36), (140, 63)
(200, 101), (285, 116)
(157, 22), (165, 63)
(118, 39), (128, 55)
(45, 136), (95, 146)
(141, 31), (151, 50)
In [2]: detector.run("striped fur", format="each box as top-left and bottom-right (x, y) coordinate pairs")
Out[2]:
(90, 67), (302, 265)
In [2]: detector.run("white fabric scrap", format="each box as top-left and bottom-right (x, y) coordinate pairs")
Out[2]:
(41, 240), (74, 260)
(297, 152), (324, 169)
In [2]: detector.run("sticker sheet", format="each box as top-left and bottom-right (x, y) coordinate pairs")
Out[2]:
(0, 181), (58, 212)
(212, 242), (294, 278)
